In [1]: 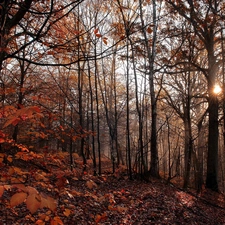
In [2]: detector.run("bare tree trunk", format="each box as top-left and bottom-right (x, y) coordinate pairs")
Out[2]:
(129, 38), (147, 175)
(77, 5), (86, 170)
(87, 60), (97, 175)
(206, 45), (219, 192)
(93, 22), (101, 175)
(183, 117), (193, 189)
(166, 116), (171, 180)
(125, 42), (132, 180)
(116, 0), (133, 180)
(138, 0), (159, 177)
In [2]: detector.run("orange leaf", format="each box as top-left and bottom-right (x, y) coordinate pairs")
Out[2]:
(27, 186), (39, 195)
(10, 192), (27, 207)
(40, 194), (57, 211)
(95, 212), (107, 223)
(94, 28), (98, 34)
(40, 195), (48, 209)
(95, 214), (102, 223)
(3, 117), (20, 128)
(26, 193), (41, 214)
(63, 208), (71, 217)
(13, 183), (27, 192)
(117, 205), (128, 212)
(108, 204), (117, 211)
(103, 38), (108, 45)
(0, 153), (4, 163)
(35, 220), (45, 225)
(50, 216), (64, 225)
(7, 155), (13, 163)
(4, 185), (11, 191)
(0, 185), (4, 197)
(46, 196), (57, 211)
(8, 167), (15, 175)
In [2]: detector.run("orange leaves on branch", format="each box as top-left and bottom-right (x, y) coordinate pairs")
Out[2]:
(146, 26), (153, 34)
(95, 33), (102, 38)
(94, 28), (99, 34)
(94, 28), (108, 44)
(103, 37), (108, 45)
(94, 28), (102, 38)
(47, 50), (56, 56)
(3, 106), (42, 128)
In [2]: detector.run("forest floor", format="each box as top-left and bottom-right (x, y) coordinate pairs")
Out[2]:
(0, 151), (225, 225)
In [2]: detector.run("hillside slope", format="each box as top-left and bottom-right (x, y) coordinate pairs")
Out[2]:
(0, 153), (225, 224)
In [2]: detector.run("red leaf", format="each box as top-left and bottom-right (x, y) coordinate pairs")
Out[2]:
(103, 37), (108, 45)
(146, 26), (153, 33)
(95, 33), (102, 38)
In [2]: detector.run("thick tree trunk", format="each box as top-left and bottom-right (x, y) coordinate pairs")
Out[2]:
(206, 94), (219, 191)
(206, 42), (219, 192)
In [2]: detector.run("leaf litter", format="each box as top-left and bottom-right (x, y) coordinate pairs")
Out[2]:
(0, 153), (225, 224)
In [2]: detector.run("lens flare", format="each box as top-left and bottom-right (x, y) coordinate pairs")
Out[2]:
(213, 84), (222, 94)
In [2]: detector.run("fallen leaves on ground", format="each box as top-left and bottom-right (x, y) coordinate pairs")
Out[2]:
(0, 153), (225, 224)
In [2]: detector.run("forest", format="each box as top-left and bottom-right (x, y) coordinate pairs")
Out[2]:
(1, 0), (225, 224)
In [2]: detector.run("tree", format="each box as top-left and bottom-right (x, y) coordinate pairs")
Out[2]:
(138, 0), (161, 178)
(165, 0), (225, 192)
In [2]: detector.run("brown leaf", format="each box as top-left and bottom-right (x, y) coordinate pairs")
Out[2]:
(95, 33), (102, 38)
(56, 177), (68, 190)
(146, 26), (153, 33)
(86, 180), (97, 189)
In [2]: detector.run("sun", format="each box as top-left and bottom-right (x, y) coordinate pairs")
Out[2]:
(213, 84), (222, 95)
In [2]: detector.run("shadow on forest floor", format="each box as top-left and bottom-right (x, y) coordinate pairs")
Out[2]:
(0, 151), (225, 224)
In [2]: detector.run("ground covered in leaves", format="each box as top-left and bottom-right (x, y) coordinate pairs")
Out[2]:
(0, 151), (225, 225)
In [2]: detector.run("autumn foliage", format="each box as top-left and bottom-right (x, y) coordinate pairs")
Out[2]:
(1, 0), (225, 224)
